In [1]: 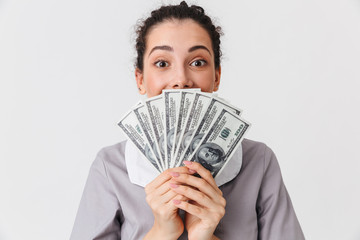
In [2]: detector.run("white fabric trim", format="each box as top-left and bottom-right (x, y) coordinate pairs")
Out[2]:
(125, 140), (243, 187)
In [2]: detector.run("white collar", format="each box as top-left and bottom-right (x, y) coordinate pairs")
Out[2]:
(125, 141), (242, 187)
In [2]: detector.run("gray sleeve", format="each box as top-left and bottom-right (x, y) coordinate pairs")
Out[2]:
(256, 146), (305, 240)
(70, 151), (122, 240)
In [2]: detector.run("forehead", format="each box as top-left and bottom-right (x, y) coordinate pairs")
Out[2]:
(145, 19), (213, 52)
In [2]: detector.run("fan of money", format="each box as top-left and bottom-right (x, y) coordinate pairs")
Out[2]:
(118, 89), (250, 178)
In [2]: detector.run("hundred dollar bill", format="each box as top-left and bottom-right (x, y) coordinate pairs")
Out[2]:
(179, 97), (242, 163)
(173, 92), (213, 166)
(163, 90), (182, 169)
(133, 102), (164, 171)
(188, 108), (250, 178)
(171, 89), (199, 164)
(145, 94), (167, 169)
(118, 109), (162, 173)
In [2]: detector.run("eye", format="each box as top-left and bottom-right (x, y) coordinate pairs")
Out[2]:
(190, 59), (207, 67)
(154, 60), (169, 68)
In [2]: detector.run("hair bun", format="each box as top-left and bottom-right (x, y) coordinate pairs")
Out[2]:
(180, 1), (188, 7)
(190, 5), (204, 14)
(134, 1), (222, 71)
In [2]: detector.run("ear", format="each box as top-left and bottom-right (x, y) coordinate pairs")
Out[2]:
(135, 68), (146, 95)
(213, 66), (221, 92)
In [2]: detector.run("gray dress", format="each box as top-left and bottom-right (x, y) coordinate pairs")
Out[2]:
(70, 139), (305, 240)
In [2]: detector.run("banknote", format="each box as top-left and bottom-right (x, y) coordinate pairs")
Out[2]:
(188, 108), (250, 177)
(145, 94), (167, 168)
(179, 97), (242, 163)
(133, 102), (164, 171)
(169, 89), (199, 165)
(118, 109), (162, 173)
(173, 92), (213, 166)
(118, 89), (251, 176)
(163, 90), (182, 169)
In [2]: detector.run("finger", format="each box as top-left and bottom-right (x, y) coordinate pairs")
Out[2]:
(169, 173), (220, 202)
(158, 177), (181, 195)
(154, 185), (176, 203)
(164, 192), (189, 210)
(161, 185), (189, 204)
(147, 184), (184, 214)
(171, 193), (189, 202)
(147, 178), (187, 205)
(146, 177), (191, 210)
(157, 194), (188, 217)
(145, 166), (192, 193)
(169, 183), (219, 209)
(173, 199), (225, 222)
(173, 200), (205, 218)
(183, 161), (221, 194)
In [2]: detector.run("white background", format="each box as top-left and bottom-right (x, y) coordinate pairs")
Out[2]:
(1, 0), (360, 239)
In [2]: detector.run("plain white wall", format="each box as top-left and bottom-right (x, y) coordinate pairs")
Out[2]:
(1, 0), (359, 239)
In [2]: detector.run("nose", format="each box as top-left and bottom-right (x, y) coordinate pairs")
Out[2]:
(171, 67), (193, 89)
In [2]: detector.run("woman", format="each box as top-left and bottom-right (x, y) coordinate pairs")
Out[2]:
(70, 2), (305, 239)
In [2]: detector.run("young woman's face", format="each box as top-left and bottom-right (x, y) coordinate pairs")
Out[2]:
(136, 19), (221, 97)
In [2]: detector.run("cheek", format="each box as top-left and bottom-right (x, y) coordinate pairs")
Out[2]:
(195, 71), (216, 90)
(144, 72), (167, 96)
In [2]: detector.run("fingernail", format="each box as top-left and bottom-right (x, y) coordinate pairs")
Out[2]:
(173, 199), (181, 205)
(170, 183), (179, 188)
(189, 169), (196, 174)
(170, 172), (180, 177)
(184, 161), (192, 165)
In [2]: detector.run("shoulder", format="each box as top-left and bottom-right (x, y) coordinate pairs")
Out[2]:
(235, 138), (280, 185)
(96, 140), (127, 163)
(91, 140), (128, 177)
(243, 139), (305, 239)
(242, 138), (275, 156)
(242, 139), (276, 167)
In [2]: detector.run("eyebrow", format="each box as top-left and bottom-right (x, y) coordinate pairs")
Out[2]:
(188, 45), (212, 55)
(148, 45), (173, 57)
(148, 45), (212, 57)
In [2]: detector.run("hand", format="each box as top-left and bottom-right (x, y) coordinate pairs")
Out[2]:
(169, 161), (226, 240)
(143, 167), (191, 240)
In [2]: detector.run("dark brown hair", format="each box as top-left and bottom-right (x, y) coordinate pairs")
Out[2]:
(135, 1), (222, 71)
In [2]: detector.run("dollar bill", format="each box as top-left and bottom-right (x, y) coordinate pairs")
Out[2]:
(163, 90), (182, 169)
(145, 94), (167, 169)
(133, 102), (164, 171)
(118, 89), (251, 174)
(118, 109), (162, 173)
(173, 92), (213, 167)
(171, 89), (199, 163)
(188, 108), (250, 177)
(179, 97), (242, 163)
